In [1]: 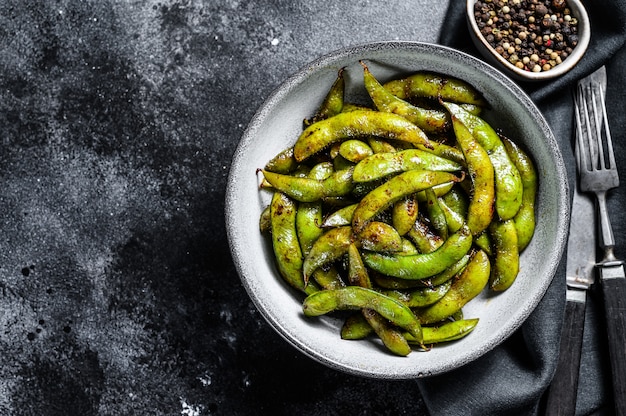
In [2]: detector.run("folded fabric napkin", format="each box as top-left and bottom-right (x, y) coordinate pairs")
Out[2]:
(416, 2), (626, 415)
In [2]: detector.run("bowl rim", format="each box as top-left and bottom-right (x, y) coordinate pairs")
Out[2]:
(225, 40), (570, 378)
(466, 0), (591, 81)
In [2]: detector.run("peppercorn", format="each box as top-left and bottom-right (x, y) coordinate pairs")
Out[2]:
(473, 0), (579, 73)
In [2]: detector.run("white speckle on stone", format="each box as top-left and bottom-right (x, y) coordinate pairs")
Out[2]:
(180, 398), (203, 416)
(270, 38), (279, 46)
(198, 373), (212, 386)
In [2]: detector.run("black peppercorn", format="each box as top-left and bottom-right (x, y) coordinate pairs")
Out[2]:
(473, 0), (579, 73)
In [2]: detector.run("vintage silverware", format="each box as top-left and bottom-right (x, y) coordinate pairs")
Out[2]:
(575, 66), (626, 416)
(544, 67), (603, 416)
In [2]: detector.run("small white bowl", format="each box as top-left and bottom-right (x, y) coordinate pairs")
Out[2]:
(226, 42), (569, 378)
(466, 0), (590, 81)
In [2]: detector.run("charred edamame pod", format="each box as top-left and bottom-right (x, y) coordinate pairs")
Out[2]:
(293, 110), (432, 162)
(270, 192), (319, 294)
(261, 168), (355, 203)
(489, 218), (520, 291)
(405, 318), (479, 345)
(352, 149), (462, 183)
(383, 72), (487, 106)
(445, 102), (523, 221)
(305, 67), (345, 126)
(415, 249), (490, 325)
(502, 136), (537, 251)
(446, 105), (495, 236)
(361, 61), (450, 134)
(362, 225), (473, 280)
(351, 169), (462, 234)
(302, 286), (423, 341)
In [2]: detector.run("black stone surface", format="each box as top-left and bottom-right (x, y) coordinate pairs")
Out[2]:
(0, 1), (449, 414)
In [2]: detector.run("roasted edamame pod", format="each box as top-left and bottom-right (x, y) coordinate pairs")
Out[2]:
(302, 286), (423, 341)
(270, 192), (319, 294)
(305, 67), (345, 126)
(261, 167), (355, 203)
(351, 170), (463, 234)
(352, 149), (462, 183)
(293, 110), (432, 162)
(362, 225), (473, 280)
(382, 280), (452, 307)
(489, 218), (520, 291)
(405, 318), (479, 345)
(445, 102), (523, 221)
(361, 308), (412, 356)
(339, 139), (374, 163)
(502, 136), (537, 251)
(446, 105), (495, 236)
(392, 196), (419, 236)
(361, 61), (450, 134)
(415, 249), (490, 325)
(383, 72), (487, 106)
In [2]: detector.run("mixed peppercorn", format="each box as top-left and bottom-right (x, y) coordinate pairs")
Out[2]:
(473, 0), (579, 73)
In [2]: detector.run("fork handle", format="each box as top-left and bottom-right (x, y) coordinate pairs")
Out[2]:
(597, 192), (615, 250)
(599, 264), (626, 416)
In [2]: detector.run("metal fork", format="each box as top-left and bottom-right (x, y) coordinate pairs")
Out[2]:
(575, 76), (626, 416)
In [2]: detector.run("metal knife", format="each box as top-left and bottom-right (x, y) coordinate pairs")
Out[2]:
(544, 67), (606, 415)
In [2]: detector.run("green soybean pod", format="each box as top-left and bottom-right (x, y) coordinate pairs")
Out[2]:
(361, 308), (412, 356)
(415, 249), (490, 325)
(303, 226), (352, 282)
(367, 137), (397, 154)
(361, 61), (450, 134)
(341, 313), (373, 340)
(305, 67), (345, 126)
(270, 192), (319, 295)
(259, 205), (271, 234)
(296, 201), (323, 256)
(311, 267), (345, 290)
(308, 161), (335, 181)
(352, 148), (463, 183)
(362, 225), (473, 280)
(489, 218), (520, 291)
(445, 102), (523, 221)
(339, 139), (374, 163)
(428, 252), (472, 286)
(261, 168), (355, 203)
(357, 221), (403, 253)
(264, 146), (298, 174)
(321, 203), (358, 228)
(438, 196), (464, 234)
(445, 105), (495, 236)
(382, 280), (452, 307)
(302, 286), (423, 341)
(424, 187), (448, 240)
(382, 72), (487, 106)
(348, 243), (372, 288)
(405, 318), (479, 345)
(501, 136), (537, 251)
(406, 216), (444, 254)
(293, 110), (432, 162)
(392, 196), (419, 236)
(351, 170), (462, 234)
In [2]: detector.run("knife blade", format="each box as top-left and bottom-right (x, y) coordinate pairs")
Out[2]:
(544, 67), (605, 415)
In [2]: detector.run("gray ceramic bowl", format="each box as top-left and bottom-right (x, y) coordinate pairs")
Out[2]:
(225, 42), (569, 379)
(466, 0), (590, 82)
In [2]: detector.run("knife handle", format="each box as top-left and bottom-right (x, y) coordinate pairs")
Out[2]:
(544, 294), (586, 416)
(599, 264), (626, 416)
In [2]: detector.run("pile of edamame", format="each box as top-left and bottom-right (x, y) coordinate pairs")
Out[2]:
(258, 61), (537, 356)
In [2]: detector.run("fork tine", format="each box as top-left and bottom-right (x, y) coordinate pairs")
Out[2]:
(597, 84), (617, 171)
(575, 84), (592, 172)
(589, 86), (607, 170)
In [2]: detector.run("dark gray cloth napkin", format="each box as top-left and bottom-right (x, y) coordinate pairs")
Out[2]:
(416, 2), (626, 415)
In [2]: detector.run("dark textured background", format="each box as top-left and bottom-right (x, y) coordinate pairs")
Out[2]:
(0, 1), (452, 414)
